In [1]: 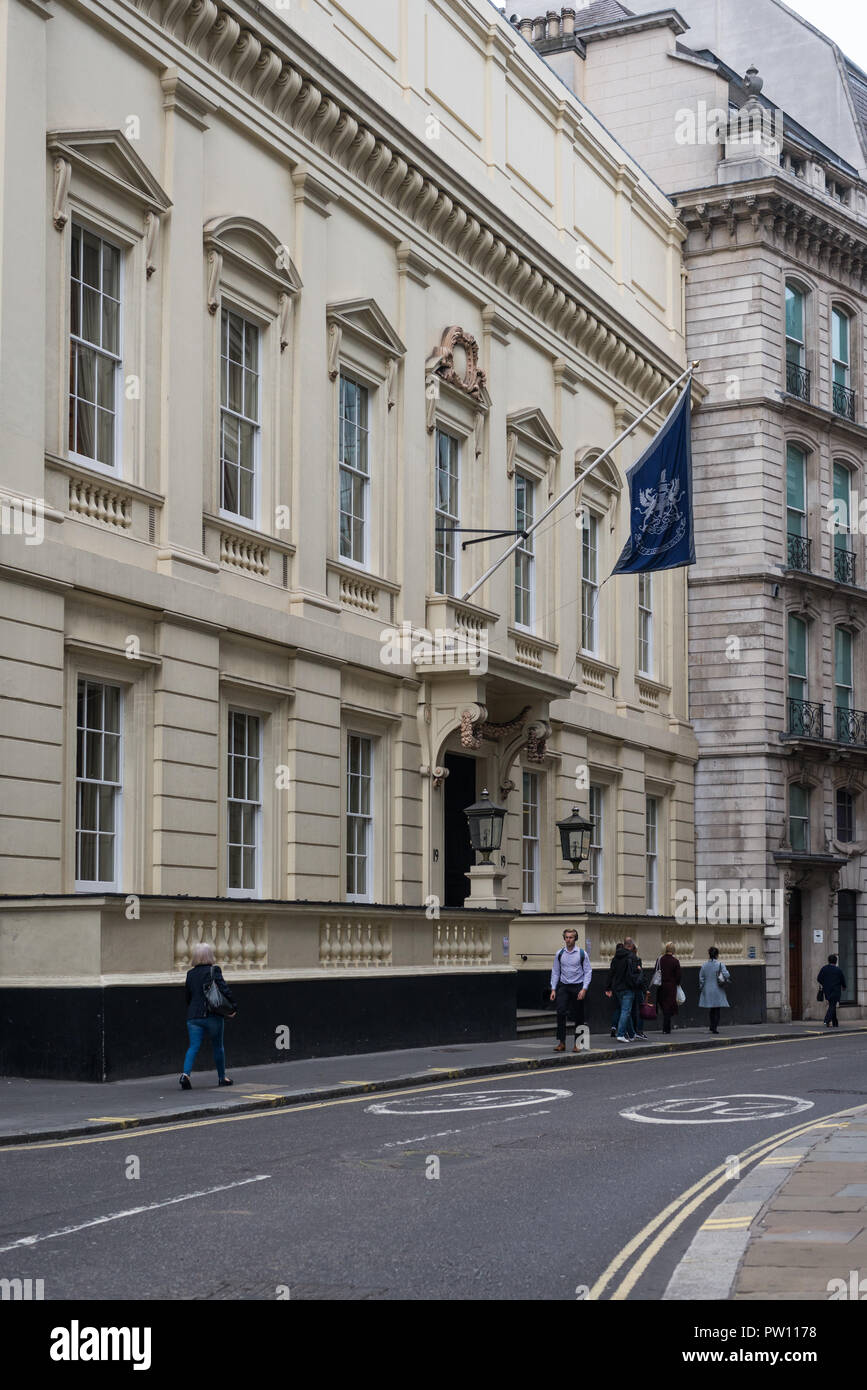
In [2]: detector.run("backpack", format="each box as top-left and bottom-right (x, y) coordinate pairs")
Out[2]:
(557, 947), (586, 972)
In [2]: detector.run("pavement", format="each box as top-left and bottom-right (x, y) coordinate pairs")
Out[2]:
(2, 1017), (865, 1147)
(665, 1098), (867, 1302)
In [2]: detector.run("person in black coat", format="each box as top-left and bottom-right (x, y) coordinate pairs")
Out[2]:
(818, 954), (847, 1029)
(656, 942), (682, 1035)
(180, 942), (238, 1089)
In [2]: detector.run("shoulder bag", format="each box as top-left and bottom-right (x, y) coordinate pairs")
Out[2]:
(203, 965), (234, 1018)
(651, 957), (662, 988)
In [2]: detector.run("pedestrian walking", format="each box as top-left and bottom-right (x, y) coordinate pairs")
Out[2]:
(608, 942), (623, 1037)
(817, 954), (847, 1029)
(630, 943), (649, 1040)
(550, 928), (592, 1053)
(605, 937), (641, 1042)
(180, 942), (238, 1089)
(654, 942), (681, 1035)
(698, 946), (730, 1034)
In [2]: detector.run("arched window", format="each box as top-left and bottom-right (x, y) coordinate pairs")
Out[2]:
(786, 282), (809, 401)
(786, 443), (809, 571)
(787, 613), (815, 735)
(835, 627), (855, 743)
(833, 461), (856, 585)
(832, 308), (855, 420)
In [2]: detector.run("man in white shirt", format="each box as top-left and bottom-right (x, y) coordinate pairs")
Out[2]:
(550, 928), (592, 1053)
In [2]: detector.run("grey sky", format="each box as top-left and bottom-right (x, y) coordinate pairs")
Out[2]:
(745, 1), (867, 67)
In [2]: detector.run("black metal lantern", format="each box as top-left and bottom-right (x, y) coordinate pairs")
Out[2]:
(557, 805), (593, 874)
(464, 788), (507, 864)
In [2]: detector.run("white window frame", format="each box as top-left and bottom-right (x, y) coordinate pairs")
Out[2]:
(219, 305), (262, 527)
(67, 222), (123, 477)
(346, 732), (374, 904)
(588, 784), (604, 912)
(785, 281), (806, 370)
(226, 709), (263, 899)
(638, 573), (654, 678)
(338, 373), (371, 569)
(645, 795), (659, 915)
(434, 428), (461, 597)
(832, 307), (851, 390)
(581, 512), (600, 655)
(75, 678), (123, 891)
(787, 613), (809, 704)
(789, 783), (810, 853)
(521, 770), (540, 913)
(514, 471), (535, 630)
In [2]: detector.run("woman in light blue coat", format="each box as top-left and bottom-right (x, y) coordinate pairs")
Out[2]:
(698, 946), (731, 1034)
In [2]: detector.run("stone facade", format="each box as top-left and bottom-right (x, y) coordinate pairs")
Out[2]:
(0, 0), (709, 1073)
(514, 3), (867, 1019)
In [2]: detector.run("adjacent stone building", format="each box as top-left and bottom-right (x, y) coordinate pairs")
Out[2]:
(0, 0), (720, 1079)
(512, 0), (867, 1019)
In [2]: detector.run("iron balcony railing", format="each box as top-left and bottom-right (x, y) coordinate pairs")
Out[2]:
(787, 532), (812, 572)
(835, 707), (867, 746)
(833, 382), (856, 421)
(788, 698), (825, 739)
(834, 546), (857, 586)
(786, 361), (811, 401)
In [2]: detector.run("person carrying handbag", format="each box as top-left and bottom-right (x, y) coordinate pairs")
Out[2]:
(180, 942), (238, 1090)
(698, 946), (730, 1035)
(655, 942), (682, 1034)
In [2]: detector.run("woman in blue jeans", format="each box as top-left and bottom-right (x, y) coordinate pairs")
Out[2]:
(180, 942), (238, 1089)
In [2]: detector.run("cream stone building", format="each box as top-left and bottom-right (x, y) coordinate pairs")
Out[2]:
(513, 0), (867, 1020)
(0, 0), (714, 1079)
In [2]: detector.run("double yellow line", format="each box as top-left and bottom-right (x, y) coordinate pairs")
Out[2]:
(589, 1103), (866, 1301)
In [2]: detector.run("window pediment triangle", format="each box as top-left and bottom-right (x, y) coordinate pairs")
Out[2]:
(507, 408), (562, 458)
(327, 298), (406, 359)
(47, 129), (171, 214)
(204, 215), (302, 297)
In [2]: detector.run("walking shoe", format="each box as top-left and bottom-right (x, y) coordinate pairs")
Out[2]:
(610, 1028), (616, 1038)
(615, 1035), (631, 1043)
(219, 1077), (234, 1086)
(572, 1043), (582, 1054)
(634, 1033), (647, 1040)
(179, 1074), (191, 1090)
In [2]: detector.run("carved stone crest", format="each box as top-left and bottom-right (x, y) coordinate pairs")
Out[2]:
(426, 327), (488, 403)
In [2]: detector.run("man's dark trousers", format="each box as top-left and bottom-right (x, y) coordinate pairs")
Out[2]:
(824, 995), (841, 1026)
(556, 984), (585, 1044)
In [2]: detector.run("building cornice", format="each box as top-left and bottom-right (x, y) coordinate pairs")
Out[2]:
(675, 180), (867, 293)
(124, 0), (682, 402)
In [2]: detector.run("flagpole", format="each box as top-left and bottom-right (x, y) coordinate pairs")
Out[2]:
(460, 361), (699, 606)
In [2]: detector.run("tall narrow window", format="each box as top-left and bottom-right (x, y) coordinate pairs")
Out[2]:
(785, 282), (808, 400)
(638, 573), (654, 677)
(836, 787), (856, 844)
(588, 784), (604, 912)
(514, 473), (535, 628)
(789, 784), (810, 852)
(338, 375), (369, 564)
(787, 614), (808, 703)
(435, 430), (460, 596)
(786, 445), (809, 571)
(522, 771), (540, 912)
(835, 627), (854, 744)
(838, 889), (858, 1003)
(833, 462), (854, 585)
(346, 734), (373, 902)
(227, 711), (261, 896)
(75, 679), (121, 888)
(832, 308), (852, 418)
(220, 309), (260, 522)
(581, 513), (599, 653)
(645, 796), (659, 914)
(69, 225), (121, 470)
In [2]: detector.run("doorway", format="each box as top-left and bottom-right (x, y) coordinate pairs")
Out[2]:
(838, 890), (857, 1008)
(443, 753), (477, 908)
(788, 889), (803, 1020)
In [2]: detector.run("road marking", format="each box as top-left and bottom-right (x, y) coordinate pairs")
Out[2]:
(379, 1110), (551, 1149)
(621, 1094), (814, 1125)
(1, 1032), (848, 1154)
(368, 1087), (571, 1116)
(607, 1077), (714, 1101)
(753, 1058), (827, 1072)
(87, 1117), (140, 1125)
(0, 1175), (271, 1254)
(702, 1217), (752, 1230)
(589, 1104), (865, 1301)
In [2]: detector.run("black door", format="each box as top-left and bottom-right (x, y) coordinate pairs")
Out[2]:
(788, 889), (803, 1020)
(838, 890), (857, 1007)
(443, 754), (477, 908)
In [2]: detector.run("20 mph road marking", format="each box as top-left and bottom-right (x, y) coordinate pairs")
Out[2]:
(0, 1176), (271, 1253)
(368, 1087), (571, 1115)
(620, 1094), (814, 1124)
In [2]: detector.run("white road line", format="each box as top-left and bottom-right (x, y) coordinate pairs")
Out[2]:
(0, 1175), (271, 1253)
(380, 1110), (551, 1149)
(753, 1058), (827, 1072)
(607, 1078), (714, 1101)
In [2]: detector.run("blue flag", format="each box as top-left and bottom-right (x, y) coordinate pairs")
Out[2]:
(611, 382), (695, 575)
